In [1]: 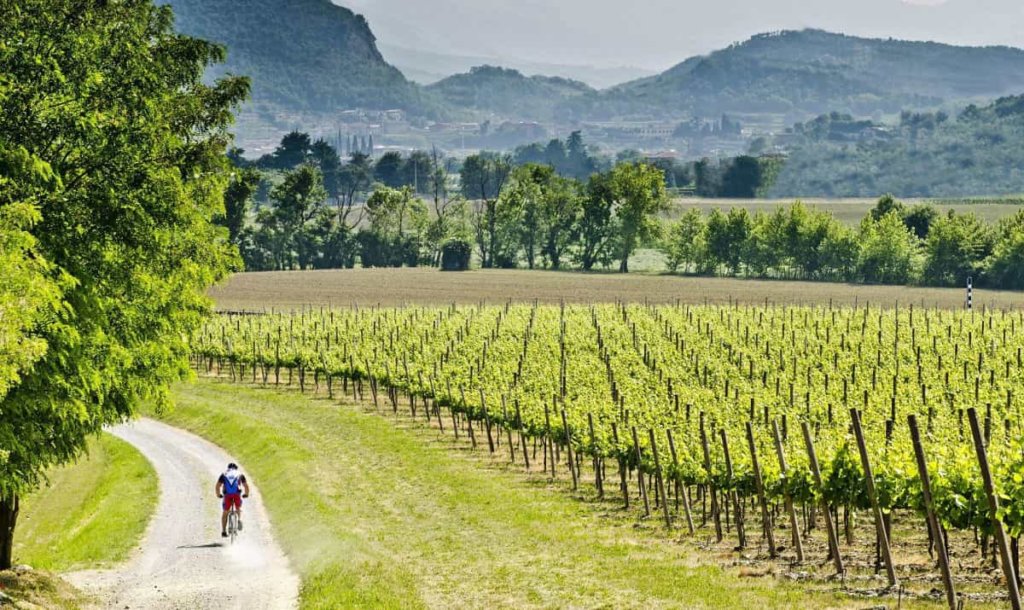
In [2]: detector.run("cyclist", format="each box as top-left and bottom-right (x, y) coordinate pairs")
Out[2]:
(215, 462), (250, 538)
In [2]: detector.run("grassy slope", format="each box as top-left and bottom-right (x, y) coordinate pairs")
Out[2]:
(159, 379), (950, 609)
(0, 569), (86, 609)
(15, 433), (157, 571)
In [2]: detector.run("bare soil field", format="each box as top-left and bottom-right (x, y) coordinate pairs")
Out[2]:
(209, 268), (1023, 310)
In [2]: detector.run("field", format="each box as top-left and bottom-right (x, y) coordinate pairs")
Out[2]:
(15, 434), (156, 571)
(5, 434), (157, 609)
(670, 197), (1024, 226)
(192, 298), (1024, 607)
(158, 379), (970, 609)
(208, 268), (1024, 311)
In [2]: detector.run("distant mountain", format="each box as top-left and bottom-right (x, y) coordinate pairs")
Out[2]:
(163, 0), (444, 150)
(767, 96), (1024, 198)
(378, 43), (655, 88)
(427, 66), (594, 122)
(563, 29), (1024, 121)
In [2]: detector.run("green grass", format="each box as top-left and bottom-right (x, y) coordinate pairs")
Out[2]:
(0, 569), (86, 609)
(14, 433), (157, 571)
(156, 379), (961, 609)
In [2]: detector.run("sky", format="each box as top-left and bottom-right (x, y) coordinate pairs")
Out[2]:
(342, 0), (1024, 71)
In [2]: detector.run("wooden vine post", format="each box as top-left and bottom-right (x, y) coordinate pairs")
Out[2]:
(720, 429), (745, 548)
(968, 407), (1022, 610)
(632, 426), (651, 517)
(666, 429), (695, 534)
(649, 429), (671, 529)
(771, 420), (803, 562)
(801, 422), (845, 575)
(701, 417), (723, 542)
(907, 415), (957, 610)
(850, 408), (897, 587)
(746, 422), (776, 558)
(561, 410), (578, 490)
(612, 422), (629, 509)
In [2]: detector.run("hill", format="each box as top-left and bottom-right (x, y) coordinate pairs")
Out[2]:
(378, 43), (655, 88)
(563, 29), (1024, 121)
(426, 66), (595, 121)
(163, 0), (444, 150)
(767, 95), (1024, 197)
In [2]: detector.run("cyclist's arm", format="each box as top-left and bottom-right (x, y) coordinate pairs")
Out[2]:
(215, 478), (224, 498)
(241, 477), (250, 498)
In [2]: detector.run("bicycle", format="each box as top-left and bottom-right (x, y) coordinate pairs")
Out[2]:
(226, 504), (241, 544)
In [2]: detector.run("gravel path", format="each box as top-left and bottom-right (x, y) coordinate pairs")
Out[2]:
(68, 418), (299, 610)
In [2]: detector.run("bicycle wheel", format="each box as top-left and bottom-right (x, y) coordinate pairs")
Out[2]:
(229, 511), (239, 544)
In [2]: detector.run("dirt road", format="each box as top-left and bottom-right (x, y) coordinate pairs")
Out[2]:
(68, 418), (299, 609)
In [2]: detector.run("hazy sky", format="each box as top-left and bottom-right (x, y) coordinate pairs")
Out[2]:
(342, 0), (1024, 70)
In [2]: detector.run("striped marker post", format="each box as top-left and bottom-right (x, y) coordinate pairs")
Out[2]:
(966, 276), (973, 311)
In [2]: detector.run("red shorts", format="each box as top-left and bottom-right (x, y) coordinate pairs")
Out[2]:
(222, 493), (242, 511)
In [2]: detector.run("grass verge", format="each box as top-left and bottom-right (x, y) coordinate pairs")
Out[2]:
(14, 433), (157, 571)
(0, 569), (85, 609)
(157, 379), (961, 609)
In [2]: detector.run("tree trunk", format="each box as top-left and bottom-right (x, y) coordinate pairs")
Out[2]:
(0, 494), (19, 570)
(619, 257), (629, 273)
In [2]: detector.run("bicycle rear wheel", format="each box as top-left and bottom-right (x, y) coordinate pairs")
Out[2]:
(228, 511), (239, 544)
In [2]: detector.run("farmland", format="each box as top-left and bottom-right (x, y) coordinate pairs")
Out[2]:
(193, 299), (1024, 607)
(209, 268), (1024, 311)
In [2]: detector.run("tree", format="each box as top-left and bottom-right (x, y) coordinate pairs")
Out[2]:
(903, 203), (939, 239)
(661, 209), (707, 274)
(338, 152), (373, 210)
(609, 162), (670, 273)
(0, 0), (245, 567)
(538, 173), (583, 270)
(576, 172), (617, 271)
(374, 151), (406, 188)
(360, 186), (429, 267)
(310, 139), (342, 200)
(923, 212), (992, 286)
(461, 153), (511, 268)
(257, 166), (329, 269)
(857, 211), (922, 284)
(985, 230), (1024, 289)
(403, 150), (434, 194)
(705, 208), (753, 275)
(870, 194), (905, 222)
(219, 168), (262, 245)
(262, 131), (312, 170)
(720, 156), (763, 198)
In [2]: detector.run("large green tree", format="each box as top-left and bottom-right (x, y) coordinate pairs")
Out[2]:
(0, 0), (245, 567)
(608, 163), (670, 273)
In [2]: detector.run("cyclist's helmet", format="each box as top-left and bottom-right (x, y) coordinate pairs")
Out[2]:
(227, 462), (238, 470)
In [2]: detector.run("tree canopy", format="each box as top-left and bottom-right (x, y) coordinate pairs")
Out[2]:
(0, 0), (246, 567)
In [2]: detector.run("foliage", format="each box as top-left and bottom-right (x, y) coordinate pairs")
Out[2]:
(770, 95), (1024, 197)
(440, 240), (472, 271)
(0, 0), (244, 567)
(856, 212), (923, 284)
(513, 132), (604, 181)
(607, 163), (670, 273)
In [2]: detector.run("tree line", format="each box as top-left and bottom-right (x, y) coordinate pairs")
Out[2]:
(661, 195), (1024, 289)
(228, 139), (1024, 292)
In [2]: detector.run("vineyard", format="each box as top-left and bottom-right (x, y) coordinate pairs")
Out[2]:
(192, 302), (1024, 608)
